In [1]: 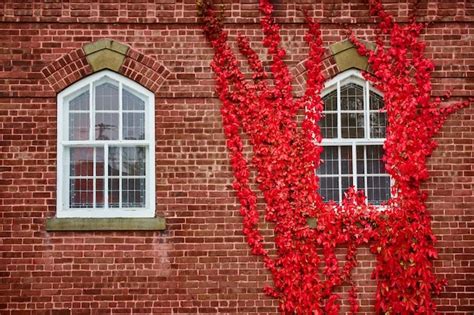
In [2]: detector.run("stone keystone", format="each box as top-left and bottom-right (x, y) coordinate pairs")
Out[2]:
(83, 39), (129, 72)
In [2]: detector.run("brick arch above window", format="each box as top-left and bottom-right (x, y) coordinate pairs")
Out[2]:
(292, 39), (375, 97)
(41, 39), (171, 95)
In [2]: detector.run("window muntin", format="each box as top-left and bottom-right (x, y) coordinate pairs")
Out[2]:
(57, 71), (155, 218)
(317, 70), (390, 205)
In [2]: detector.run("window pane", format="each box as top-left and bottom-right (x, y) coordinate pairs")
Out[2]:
(367, 176), (391, 204)
(69, 90), (89, 111)
(323, 90), (337, 111)
(95, 112), (119, 140)
(108, 178), (120, 208)
(319, 177), (339, 202)
(318, 146), (338, 175)
(341, 83), (364, 110)
(70, 178), (93, 208)
(356, 146), (365, 174)
(341, 146), (352, 175)
(370, 91), (384, 110)
(69, 112), (89, 140)
(366, 145), (385, 174)
(320, 113), (337, 139)
(341, 113), (364, 138)
(96, 147), (104, 177)
(123, 112), (145, 140)
(370, 112), (386, 138)
(123, 88), (145, 111)
(70, 147), (94, 177)
(95, 82), (118, 111)
(122, 178), (146, 208)
(108, 147), (120, 176)
(357, 176), (365, 190)
(341, 176), (353, 196)
(96, 178), (104, 208)
(122, 147), (146, 176)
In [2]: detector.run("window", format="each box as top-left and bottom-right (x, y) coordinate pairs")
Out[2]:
(57, 70), (155, 218)
(317, 70), (390, 205)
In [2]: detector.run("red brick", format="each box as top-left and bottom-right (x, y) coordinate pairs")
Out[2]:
(0, 1), (472, 314)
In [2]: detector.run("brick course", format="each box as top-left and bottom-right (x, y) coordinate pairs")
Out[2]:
(0, 0), (472, 314)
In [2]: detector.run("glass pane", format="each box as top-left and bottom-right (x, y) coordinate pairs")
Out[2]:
(356, 146), (365, 174)
(341, 176), (353, 196)
(123, 112), (145, 140)
(366, 145), (385, 174)
(96, 178), (104, 208)
(356, 176), (365, 190)
(320, 113), (337, 139)
(318, 146), (338, 175)
(323, 90), (337, 111)
(95, 113), (119, 140)
(341, 146), (352, 175)
(122, 178), (146, 208)
(70, 147), (94, 177)
(341, 113), (364, 138)
(69, 112), (89, 141)
(370, 112), (386, 138)
(123, 88), (145, 111)
(108, 147), (120, 176)
(370, 91), (384, 110)
(95, 82), (118, 111)
(96, 147), (104, 177)
(108, 178), (120, 208)
(319, 177), (339, 202)
(341, 83), (364, 110)
(70, 178), (93, 208)
(367, 176), (391, 204)
(69, 90), (89, 111)
(122, 147), (146, 176)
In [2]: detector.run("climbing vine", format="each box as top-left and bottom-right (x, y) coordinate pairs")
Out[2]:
(198, 0), (470, 313)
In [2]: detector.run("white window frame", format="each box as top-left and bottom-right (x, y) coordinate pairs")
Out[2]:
(57, 70), (155, 218)
(318, 69), (390, 204)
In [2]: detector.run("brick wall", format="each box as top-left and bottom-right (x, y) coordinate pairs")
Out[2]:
(0, 0), (472, 314)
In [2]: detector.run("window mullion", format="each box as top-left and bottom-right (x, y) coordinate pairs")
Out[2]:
(119, 147), (122, 208)
(118, 83), (123, 208)
(336, 81), (341, 139)
(61, 94), (67, 212)
(338, 146), (342, 202)
(364, 145), (368, 201)
(365, 81), (370, 139)
(119, 82), (123, 141)
(145, 145), (149, 209)
(104, 144), (109, 209)
(93, 146), (96, 208)
(90, 82), (94, 141)
(336, 81), (342, 202)
(352, 143), (357, 190)
(65, 147), (70, 209)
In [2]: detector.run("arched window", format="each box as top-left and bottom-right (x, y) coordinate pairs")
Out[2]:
(318, 70), (390, 204)
(57, 70), (155, 218)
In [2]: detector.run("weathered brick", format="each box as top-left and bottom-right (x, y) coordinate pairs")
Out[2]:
(0, 1), (472, 314)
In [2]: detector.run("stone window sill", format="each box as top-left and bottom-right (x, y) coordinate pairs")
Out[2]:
(46, 217), (166, 231)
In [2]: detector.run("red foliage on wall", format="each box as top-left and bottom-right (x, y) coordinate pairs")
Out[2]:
(349, 1), (471, 312)
(198, 0), (471, 313)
